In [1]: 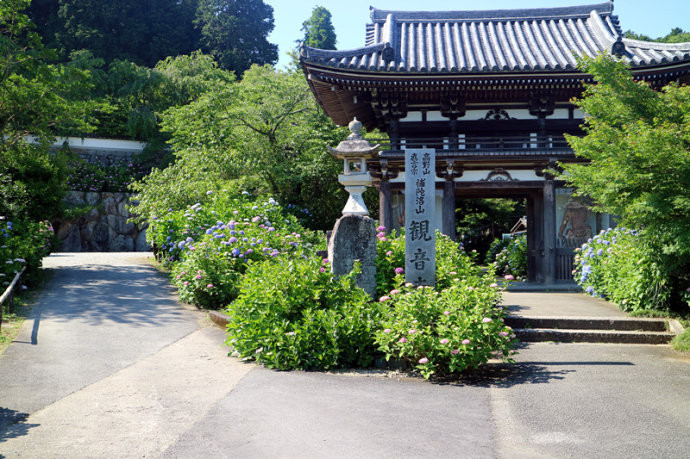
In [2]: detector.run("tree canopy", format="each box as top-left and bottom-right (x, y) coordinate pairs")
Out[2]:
(1, 0), (96, 220)
(559, 54), (690, 304)
(195, 0), (278, 75)
(301, 6), (336, 50)
(27, 0), (278, 73)
(624, 27), (690, 43)
(132, 64), (351, 230)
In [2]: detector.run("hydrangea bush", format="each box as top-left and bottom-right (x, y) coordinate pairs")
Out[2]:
(375, 281), (516, 379)
(374, 229), (517, 379)
(147, 191), (321, 308)
(148, 193), (517, 377)
(67, 157), (152, 193)
(574, 228), (670, 312)
(490, 234), (527, 280)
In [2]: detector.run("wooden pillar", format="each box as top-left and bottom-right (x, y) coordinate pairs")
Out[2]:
(442, 179), (456, 240)
(389, 118), (400, 150)
(379, 179), (392, 233)
(532, 189), (545, 283)
(526, 193), (537, 283)
(448, 119), (459, 150)
(542, 180), (557, 284)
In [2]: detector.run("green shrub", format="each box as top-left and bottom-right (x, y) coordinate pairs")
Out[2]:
(0, 143), (69, 222)
(491, 234), (527, 280)
(225, 257), (382, 370)
(1, 219), (54, 289)
(375, 276), (516, 379)
(575, 228), (670, 312)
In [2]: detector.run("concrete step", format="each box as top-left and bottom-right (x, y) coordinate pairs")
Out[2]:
(513, 328), (676, 344)
(505, 316), (668, 332)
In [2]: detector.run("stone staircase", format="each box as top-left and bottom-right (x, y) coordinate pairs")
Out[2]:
(505, 316), (682, 344)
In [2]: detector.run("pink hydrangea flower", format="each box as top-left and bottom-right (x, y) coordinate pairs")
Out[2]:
(451, 349), (460, 355)
(183, 281), (189, 286)
(377, 232), (386, 238)
(504, 274), (515, 281)
(443, 310), (450, 316)
(195, 274), (202, 279)
(405, 282), (414, 288)
(399, 337), (407, 343)
(390, 289), (400, 295)
(418, 357), (429, 364)
(377, 225), (386, 232)
(409, 329), (416, 334)
(383, 328), (391, 333)
(394, 267), (404, 274)
(440, 338), (449, 345)
(385, 251), (393, 256)
(490, 283), (499, 288)
(462, 339), (470, 345)
(379, 295), (391, 302)
(499, 331), (509, 337)
(482, 317), (493, 323)
(319, 267), (325, 273)
(207, 284), (214, 288)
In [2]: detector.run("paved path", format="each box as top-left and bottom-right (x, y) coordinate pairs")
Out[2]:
(1, 254), (688, 458)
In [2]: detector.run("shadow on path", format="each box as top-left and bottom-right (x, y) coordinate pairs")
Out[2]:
(0, 407), (38, 445)
(35, 264), (188, 328)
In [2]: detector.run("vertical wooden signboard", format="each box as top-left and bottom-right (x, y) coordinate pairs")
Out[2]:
(405, 149), (436, 286)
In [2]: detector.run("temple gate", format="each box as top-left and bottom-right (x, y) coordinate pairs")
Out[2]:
(301, 1), (690, 283)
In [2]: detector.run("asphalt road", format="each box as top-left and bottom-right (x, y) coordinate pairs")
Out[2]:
(1, 253), (688, 458)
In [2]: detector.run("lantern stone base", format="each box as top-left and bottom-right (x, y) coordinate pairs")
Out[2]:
(327, 215), (377, 299)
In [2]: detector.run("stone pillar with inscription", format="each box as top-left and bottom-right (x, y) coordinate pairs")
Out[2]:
(405, 149), (436, 286)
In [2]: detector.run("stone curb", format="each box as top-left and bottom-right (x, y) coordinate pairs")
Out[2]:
(505, 316), (669, 332)
(514, 328), (676, 344)
(668, 319), (685, 336)
(208, 310), (230, 329)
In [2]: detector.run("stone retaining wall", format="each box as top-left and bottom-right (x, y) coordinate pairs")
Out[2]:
(57, 191), (149, 252)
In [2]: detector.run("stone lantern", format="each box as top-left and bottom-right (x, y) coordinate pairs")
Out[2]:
(328, 118), (380, 216)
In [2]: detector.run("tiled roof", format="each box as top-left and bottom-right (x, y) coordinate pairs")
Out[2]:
(301, 2), (690, 73)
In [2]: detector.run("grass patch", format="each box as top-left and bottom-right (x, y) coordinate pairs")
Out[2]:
(671, 328), (690, 353)
(627, 309), (690, 353)
(0, 297), (31, 354)
(628, 309), (670, 318)
(0, 269), (51, 355)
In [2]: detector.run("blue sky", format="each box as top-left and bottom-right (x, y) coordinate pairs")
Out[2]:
(265, 0), (690, 69)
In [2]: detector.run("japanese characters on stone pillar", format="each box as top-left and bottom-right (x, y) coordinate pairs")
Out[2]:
(405, 149), (435, 286)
